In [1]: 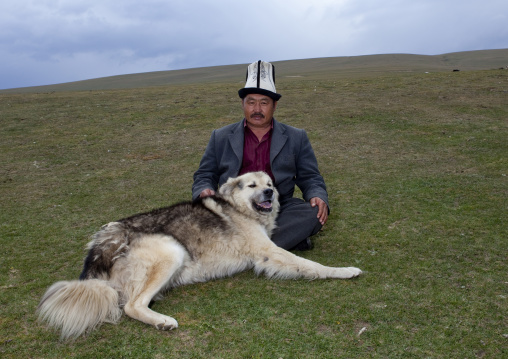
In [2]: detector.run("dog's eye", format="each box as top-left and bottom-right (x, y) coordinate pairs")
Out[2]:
(248, 183), (256, 188)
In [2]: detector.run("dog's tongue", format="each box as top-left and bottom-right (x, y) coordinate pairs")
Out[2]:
(258, 201), (272, 209)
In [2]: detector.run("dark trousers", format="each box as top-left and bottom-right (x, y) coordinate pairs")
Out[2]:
(270, 198), (323, 250)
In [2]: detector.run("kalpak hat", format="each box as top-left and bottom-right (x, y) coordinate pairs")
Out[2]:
(238, 60), (281, 101)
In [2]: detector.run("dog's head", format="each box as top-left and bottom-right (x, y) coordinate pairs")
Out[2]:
(219, 172), (280, 217)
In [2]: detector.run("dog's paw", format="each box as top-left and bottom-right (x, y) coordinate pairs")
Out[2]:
(155, 317), (178, 331)
(346, 267), (362, 277)
(331, 266), (362, 279)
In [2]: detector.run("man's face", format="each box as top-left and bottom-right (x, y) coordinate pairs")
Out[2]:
(242, 94), (277, 129)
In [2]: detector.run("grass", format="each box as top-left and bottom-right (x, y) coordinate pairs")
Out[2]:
(0, 68), (507, 358)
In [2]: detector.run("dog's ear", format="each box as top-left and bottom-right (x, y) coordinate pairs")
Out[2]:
(219, 177), (243, 197)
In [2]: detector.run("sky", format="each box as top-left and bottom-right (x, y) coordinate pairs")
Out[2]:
(1, 0), (507, 90)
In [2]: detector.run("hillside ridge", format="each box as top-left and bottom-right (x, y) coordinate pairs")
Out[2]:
(2, 48), (507, 93)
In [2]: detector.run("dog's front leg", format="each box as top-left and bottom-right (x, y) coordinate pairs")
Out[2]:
(252, 244), (362, 280)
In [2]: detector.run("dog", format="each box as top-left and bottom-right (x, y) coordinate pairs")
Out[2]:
(37, 171), (362, 340)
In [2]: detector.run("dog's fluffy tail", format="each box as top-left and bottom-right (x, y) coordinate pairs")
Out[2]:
(37, 279), (121, 340)
(38, 221), (129, 339)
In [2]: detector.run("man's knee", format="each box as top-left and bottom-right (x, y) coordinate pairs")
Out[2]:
(273, 200), (322, 239)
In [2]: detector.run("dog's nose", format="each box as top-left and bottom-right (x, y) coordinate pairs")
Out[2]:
(264, 189), (273, 197)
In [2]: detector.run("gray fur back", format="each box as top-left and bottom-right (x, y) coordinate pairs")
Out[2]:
(79, 199), (231, 280)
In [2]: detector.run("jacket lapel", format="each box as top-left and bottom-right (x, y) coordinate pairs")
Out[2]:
(228, 120), (244, 163)
(270, 119), (288, 163)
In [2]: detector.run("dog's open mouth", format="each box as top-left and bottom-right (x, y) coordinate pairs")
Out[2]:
(254, 200), (273, 212)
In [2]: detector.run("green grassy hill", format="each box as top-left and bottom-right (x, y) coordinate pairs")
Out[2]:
(0, 49), (506, 358)
(2, 48), (507, 93)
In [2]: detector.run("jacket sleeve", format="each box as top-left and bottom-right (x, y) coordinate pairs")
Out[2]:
(295, 129), (329, 207)
(192, 130), (220, 200)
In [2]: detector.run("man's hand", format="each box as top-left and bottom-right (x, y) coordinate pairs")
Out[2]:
(199, 189), (216, 198)
(310, 197), (328, 225)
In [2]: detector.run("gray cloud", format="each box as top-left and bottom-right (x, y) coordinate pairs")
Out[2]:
(1, 0), (507, 89)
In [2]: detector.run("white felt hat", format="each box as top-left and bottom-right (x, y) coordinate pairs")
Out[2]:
(238, 60), (281, 101)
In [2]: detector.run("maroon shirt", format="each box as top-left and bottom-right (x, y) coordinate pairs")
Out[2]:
(238, 120), (275, 181)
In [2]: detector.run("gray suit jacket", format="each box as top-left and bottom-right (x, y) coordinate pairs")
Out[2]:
(192, 119), (328, 206)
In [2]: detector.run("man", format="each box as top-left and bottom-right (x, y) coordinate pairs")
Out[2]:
(192, 60), (328, 250)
